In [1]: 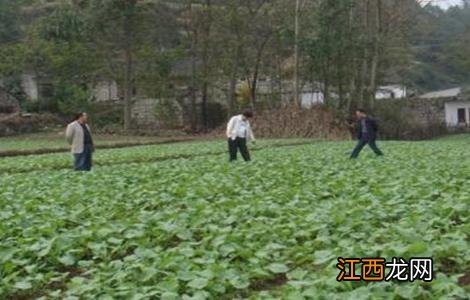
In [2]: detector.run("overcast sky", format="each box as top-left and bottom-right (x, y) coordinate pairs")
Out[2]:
(422, 0), (463, 9)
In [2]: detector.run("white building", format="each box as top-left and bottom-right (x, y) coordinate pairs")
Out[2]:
(21, 74), (39, 101)
(419, 87), (468, 127)
(419, 87), (461, 99)
(376, 85), (408, 99)
(93, 80), (119, 102)
(14, 74), (120, 103)
(301, 91), (325, 108)
(444, 101), (470, 126)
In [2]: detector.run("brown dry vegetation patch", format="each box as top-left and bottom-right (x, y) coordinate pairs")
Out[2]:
(458, 267), (470, 287)
(0, 113), (63, 137)
(253, 105), (350, 140)
(221, 273), (289, 300)
(249, 273), (288, 291)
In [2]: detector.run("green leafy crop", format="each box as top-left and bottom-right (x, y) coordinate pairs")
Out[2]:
(0, 138), (469, 299)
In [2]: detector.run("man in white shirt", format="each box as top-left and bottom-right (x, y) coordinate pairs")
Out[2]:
(226, 109), (256, 161)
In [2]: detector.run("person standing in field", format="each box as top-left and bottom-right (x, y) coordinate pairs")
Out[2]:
(226, 109), (256, 162)
(350, 109), (384, 159)
(66, 112), (94, 171)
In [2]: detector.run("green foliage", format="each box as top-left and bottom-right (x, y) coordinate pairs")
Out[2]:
(136, 46), (183, 99)
(0, 75), (27, 105)
(1, 5), (99, 117)
(236, 82), (252, 108)
(0, 138), (469, 298)
(17, 6), (99, 114)
(0, 0), (22, 44)
(0, 1), (29, 93)
(302, 0), (355, 89)
(0, 134), (164, 152)
(0, 0), (469, 130)
(0, 139), (308, 173)
(0, 44), (26, 77)
(409, 3), (470, 91)
(35, 6), (88, 42)
(54, 82), (91, 115)
(373, 100), (449, 140)
(154, 98), (182, 129)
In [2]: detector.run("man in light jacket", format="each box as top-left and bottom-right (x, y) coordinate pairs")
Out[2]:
(66, 112), (94, 171)
(226, 109), (256, 162)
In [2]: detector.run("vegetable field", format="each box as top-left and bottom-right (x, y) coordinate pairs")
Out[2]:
(0, 134), (164, 152)
(1, 138), (469, 299)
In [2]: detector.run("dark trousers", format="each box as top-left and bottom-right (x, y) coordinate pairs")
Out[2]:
(350, 139), (383, 159)
(228, 137), (251, 161)
(74, 144), (93, 171)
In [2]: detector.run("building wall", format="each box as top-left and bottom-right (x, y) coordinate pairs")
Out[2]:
(19, 75), (120, 103)
(131, 98), (184, 129)
(407, 98), (447, 125)
(93, 81), (119, 102)
(376, 85), (407, 100)
(377, 97), (470, 128)
(21, 74), (38, 101)
(445, 101), (470, 126)
(301, 91), (324, 108)
(376, 97), (447, 125)
(131, 98), (160, 128)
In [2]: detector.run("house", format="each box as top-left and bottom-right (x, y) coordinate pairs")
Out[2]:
(256, 81), (408, 108)
(21, 74), (39, 101)
(93, 80), (119, 102)
(419, 87), (461, 99)
(376, 85), (408, 100)
(300, 84), (408, 107)
(18, 74), (120, 103)
(418, 87), (469, 127)
(301, 91), (325, 108)
(250, 79), (327, 108)
(375, 86), (469, 129)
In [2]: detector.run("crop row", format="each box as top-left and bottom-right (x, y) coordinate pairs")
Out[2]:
(1, 140), (469, 299)
(0, 139), (311, 175)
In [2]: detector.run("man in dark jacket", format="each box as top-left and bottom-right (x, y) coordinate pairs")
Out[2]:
(350, 109), (383, 159)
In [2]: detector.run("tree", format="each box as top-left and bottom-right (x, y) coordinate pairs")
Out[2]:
(0, 0), (29, 102)
(83, 0), (140, 131)
(301, 0), (422, 111)
(407, 1), (470, 91)
(294, 0), (301, 106)
(81, 0), (180, 130)
(2, 0), (468, 129)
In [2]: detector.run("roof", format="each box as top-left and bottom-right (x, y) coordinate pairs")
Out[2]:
(419, 87), (461, 99)
(377, 85), (407, 93)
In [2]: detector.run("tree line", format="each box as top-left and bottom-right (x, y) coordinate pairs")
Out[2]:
(0, 0), (469, 132)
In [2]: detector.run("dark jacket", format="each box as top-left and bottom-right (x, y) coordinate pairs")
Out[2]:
(357, 117), (379, 140)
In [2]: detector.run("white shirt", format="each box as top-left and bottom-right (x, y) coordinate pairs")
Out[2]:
(226, 115), (255, 141)
(237, 119), (248, 138)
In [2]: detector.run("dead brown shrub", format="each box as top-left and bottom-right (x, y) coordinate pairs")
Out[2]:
(251, 104), (350, 140)
(0, 113), (63, 136)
